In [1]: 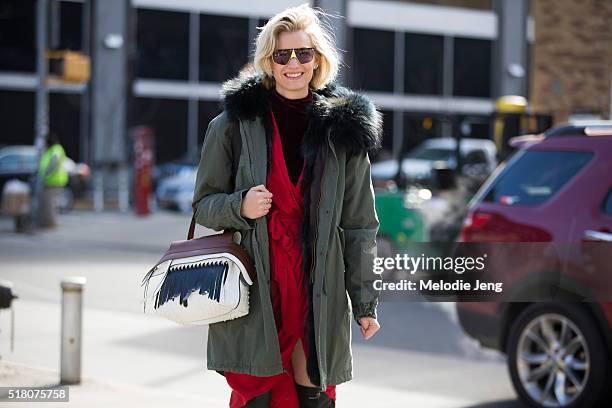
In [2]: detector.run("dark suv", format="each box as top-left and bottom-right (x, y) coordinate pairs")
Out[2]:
(456, 123), (612, 408)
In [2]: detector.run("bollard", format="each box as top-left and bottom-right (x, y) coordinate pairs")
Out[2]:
(60, 277), (86, 385)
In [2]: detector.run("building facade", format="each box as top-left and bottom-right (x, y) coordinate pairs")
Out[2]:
(1, 0), (540, 169)
(530, 0), (612, 124)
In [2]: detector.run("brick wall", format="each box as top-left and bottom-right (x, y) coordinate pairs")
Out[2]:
(530, 0), (612, 124)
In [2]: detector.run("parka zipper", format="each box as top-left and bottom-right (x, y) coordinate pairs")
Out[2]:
(309, 146), (326, 284)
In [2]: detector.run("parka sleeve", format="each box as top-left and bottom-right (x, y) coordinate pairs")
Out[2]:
(191, 112), (256, 232)
(341, 149), (381, 325)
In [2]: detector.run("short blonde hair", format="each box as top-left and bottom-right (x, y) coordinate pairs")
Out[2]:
(253, 4), (339, 90)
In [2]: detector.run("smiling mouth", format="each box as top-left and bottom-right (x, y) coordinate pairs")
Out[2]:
(284, 72), (304, 78)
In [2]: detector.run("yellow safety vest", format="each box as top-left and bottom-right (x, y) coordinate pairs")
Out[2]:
(39, 144), (69, 187)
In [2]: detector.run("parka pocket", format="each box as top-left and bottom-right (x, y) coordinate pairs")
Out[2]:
(336, 225), (346, 258)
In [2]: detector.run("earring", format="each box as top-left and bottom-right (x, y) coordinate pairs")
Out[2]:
(314, 64), (319, 70)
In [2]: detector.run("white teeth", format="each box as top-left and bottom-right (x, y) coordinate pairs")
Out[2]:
(285, 73), (303, 78)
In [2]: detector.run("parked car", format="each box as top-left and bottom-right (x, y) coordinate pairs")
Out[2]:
(0, 145), (90, 212)
(155, 169), (196, 213)
(456, 123), (612, 407)
(371, 137), (497, 183)
(152, 146), (200, 191)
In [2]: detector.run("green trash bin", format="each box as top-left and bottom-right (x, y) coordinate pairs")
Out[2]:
(375, 189), (428, 247)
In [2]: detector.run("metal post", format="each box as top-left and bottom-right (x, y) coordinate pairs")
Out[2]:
(93, 169), (103, 212)
(118, 165), (129, 212)
(32, 0), (50, 229)
(187, 12), (200, 156)
(80, 0), (91, 164)
(60, 277), (86, 385)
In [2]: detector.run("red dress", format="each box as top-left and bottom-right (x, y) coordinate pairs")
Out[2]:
(224, 112), (337, 407)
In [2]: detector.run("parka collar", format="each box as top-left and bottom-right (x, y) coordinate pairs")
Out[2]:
(220, 70), (383, 155)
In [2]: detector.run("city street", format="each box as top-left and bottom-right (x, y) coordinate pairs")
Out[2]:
(0, 211), (520, 407)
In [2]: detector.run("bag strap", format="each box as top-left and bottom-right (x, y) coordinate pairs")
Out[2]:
(189, 120), (242, 240)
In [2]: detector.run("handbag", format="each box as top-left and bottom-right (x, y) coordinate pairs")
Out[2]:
(141, 215), (256, 325)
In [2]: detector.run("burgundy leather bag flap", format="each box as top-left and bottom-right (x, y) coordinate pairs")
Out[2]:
(153, 231), (256, 282)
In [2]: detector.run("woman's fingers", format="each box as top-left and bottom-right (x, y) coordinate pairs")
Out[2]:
(358, 317), (381, 340)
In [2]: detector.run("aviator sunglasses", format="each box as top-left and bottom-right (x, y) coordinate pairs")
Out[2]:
(272, 48), (316, 65)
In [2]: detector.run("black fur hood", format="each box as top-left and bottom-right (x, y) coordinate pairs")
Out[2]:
(220, 71), (383, 155)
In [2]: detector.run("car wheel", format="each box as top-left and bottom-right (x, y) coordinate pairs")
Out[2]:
(507, 303), (610, 408)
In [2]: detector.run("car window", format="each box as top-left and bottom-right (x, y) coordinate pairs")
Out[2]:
(0, 154), (23, 172)
(602, 190), (612, 215)
(483, 150), (593, 206)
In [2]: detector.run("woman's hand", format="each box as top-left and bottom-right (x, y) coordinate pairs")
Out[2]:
(358, 317), (380, 340)
(240, 184), (273, 220)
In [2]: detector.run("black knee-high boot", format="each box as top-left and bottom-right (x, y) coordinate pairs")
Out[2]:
(243, 389), (271, 407)
(294, 383), (335, 408)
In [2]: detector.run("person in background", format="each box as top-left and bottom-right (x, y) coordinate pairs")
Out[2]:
(38, 131), (68, 227)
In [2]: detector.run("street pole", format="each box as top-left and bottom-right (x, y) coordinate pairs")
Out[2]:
(60, 277), (86, 385)
(32, 0), (50, 229)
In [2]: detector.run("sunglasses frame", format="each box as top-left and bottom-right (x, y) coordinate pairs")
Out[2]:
(272, 47), (316, 65)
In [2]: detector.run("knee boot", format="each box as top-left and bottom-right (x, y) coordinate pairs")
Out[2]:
(294, 383), (335, 408)
(243, 389), (271, 407)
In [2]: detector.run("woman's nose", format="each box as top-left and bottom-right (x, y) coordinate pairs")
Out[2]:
(287, 57), (300, 68)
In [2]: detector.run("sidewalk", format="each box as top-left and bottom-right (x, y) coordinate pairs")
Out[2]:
(0, 299), (476, 408)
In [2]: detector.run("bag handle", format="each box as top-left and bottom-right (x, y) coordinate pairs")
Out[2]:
(189, 120), (242, 241)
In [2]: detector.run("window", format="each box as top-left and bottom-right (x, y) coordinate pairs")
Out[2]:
(199, 14), (249, 82)
(453, 37), (491, 97)
(59, 1), (82, 51)
(136, 9), (189, 80)
(0, 90), (34, 145)
(350, 28), (394, 92)
(405, 33), (444, 95)
(403, 114), (444, 155)
(198, 100), (223, 145)
(132, 98), (188, 163)
(602, 190), (612, 215)
(0, 0), (35, 72)
(0, 154), (23, 172)
(50, 93), (81, 161)
(483, 151), (593, 206)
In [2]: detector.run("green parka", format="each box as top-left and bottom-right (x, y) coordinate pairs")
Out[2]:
(192, 71), (382, 392)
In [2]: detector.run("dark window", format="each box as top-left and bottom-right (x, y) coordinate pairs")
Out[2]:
(483, 150), (593, 206)
(403, 113), (444, 154)
(136, 9), (189, 80)
(0, 0), (35, 72)
(59, 1), (82, 51)
(453, 37), (491, 97)
(371, 110), (394, 162)
(50, 93), (81, 161)
(405, 33), (444, 95)
(200, 14), (249, 82)
(602, 190), (612, 215)
(198, 100), (223, 145)
(351, 28), (394, 92)
(0, 90), (35, 146)
(131, 98), (188, 163)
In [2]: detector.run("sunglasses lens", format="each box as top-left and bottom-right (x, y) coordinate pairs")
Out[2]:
(296, 49), (314, 64)
(273, 50), (290, 65)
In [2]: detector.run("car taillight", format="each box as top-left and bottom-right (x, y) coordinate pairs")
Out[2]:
(460, 211), (491, 242)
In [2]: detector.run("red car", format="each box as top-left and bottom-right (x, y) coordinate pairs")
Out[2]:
(456, 123), (612, 408)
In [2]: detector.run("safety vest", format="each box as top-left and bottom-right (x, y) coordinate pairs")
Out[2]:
(39, 144), (69, 187)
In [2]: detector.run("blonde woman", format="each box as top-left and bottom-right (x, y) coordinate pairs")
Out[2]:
(193, 4), (381, 407)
